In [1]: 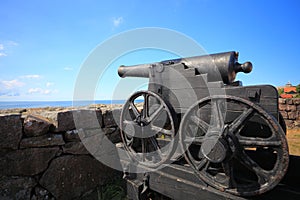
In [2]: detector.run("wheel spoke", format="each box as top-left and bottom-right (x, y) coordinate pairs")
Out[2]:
(222, 160), (236, 188)
(125, 135), (133, 146)
(149, 137), (163, 158)
(141, 138), (146, 161)
(129, 101), (140, 118)
(151, 125), (173, 136)
(229, 108), (254, 133)
(148, 104), (164, 123)
(238, 135), (281, 147)
(190, 115), (209, 131)
(123, 120), (137, 125)
(143, 93), (149, 118)
(210, 99), (224, 129)
(184, 136), (204, 145)
(236, 149), (270, 184)
(194, 158), (208, 170)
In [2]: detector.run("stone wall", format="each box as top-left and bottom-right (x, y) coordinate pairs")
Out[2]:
(1, 99), (299, 199)
(0, 108), (123, 200)
(279, 98), (300, 129)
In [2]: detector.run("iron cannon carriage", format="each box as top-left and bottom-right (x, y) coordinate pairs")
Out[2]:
(118, 51), (289, 197)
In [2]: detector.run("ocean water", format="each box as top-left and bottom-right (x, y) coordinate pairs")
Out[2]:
(0, 100), (128, 110)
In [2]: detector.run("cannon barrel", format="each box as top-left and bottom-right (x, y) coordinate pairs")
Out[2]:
(118, 63), (153, 78)
(118, 51), (252, 84)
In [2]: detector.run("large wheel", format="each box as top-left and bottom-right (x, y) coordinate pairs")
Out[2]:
(120, 90), (177, 168)
(180, 95), (289, 196)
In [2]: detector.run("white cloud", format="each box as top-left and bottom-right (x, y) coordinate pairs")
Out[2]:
(7, 41), (18, 46)
(46, 82), (54, 87)
(63, 67), (73, 71)
(113, 17), (124, 27)
(0, 79), (24, 97)
(28, 88), (48, 94)
(20, 74), (42, 79)
(0, 41), (18, 57)
(0, 79), (24, 89)
(28, 88), (58, 95)
(0, 52), (7, 57)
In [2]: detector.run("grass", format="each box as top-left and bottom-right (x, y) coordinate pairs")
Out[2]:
(287, 128), (300, 156)
(97, 179), (127, 200)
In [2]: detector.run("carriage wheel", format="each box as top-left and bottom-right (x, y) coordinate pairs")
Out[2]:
(120, 90), (177, 168)
(180, 95), (289, 196)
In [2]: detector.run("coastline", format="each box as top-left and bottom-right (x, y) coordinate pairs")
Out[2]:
(0, 103), (124, 115)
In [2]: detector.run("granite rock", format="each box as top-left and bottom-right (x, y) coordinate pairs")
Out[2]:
(0, 176), (36, 200)
(39, 155), (118, 199)
(20, 134), (65, 148)
(0, 147), (59, 176)
(24, 115), (54, 137)
(57, 109), (103, 132)
(0, 114), (22, 150)
(62, 142), (89, 155)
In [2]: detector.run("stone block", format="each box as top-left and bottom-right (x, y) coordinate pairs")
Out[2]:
(20, 134), (65, 148)
(0, 147), (59, 176)
(294, 120), (300, 127)
(279, 104), (287, 111)
(286, 104), (296, 112)
(103, 109), (121, 127)
(280, 111), (288, 119)
(293, 98), (300, 105)
(297, 105), (300, 112)
(57, 109), (103, 132)
(0, 176), (36, 200)
(64, 129), (81, 142)
(286, 99), (294, 105)
(62, 142), (89, 155)
(24, 115), (54, 137)
(39, 155), (119, 200)
(285, 120), (295, 129)
(31, 186), (54, 200)
(0, 114), (23, 150)
(278, 98), (286, 104)
(288, 111), (297, 120)
(104, 127), (121, 144)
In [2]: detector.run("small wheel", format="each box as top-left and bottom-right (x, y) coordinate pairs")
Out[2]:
(120, 90), (177, 168)
(180, 95), (289, 196)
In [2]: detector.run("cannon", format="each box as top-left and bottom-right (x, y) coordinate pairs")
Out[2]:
(118, 51), (289, 197)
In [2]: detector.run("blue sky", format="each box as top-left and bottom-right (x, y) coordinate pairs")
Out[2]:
(0, 0), (299, 101)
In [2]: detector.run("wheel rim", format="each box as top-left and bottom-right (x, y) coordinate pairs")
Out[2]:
(120, 90), (177, 168)
(180, 95), (289, 196)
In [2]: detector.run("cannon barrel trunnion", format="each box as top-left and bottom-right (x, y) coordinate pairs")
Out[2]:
(118, 51), (290, 198)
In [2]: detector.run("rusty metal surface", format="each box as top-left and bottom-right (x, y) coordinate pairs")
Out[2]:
(118, 51), (291, 198)
(123, 161), (300, 200)
(179, 95), (289, 196)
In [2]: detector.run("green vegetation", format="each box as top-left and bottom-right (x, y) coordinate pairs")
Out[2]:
(296, 84), (300, 94)
(97, 179), (127, 200)
(278, 88), (284, 95)
(278, 83), (300, 98)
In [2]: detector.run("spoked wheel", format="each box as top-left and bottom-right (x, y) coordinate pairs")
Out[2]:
(120, 90), (177, 168)
(180, 95), (289, 196)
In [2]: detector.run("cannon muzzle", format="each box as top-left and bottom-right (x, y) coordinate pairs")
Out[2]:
(118, 63), (152, 78)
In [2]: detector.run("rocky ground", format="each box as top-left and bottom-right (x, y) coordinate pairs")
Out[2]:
(0, 104), (123, 115)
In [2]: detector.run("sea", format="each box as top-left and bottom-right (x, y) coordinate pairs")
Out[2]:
(0, 100), (128, 110)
